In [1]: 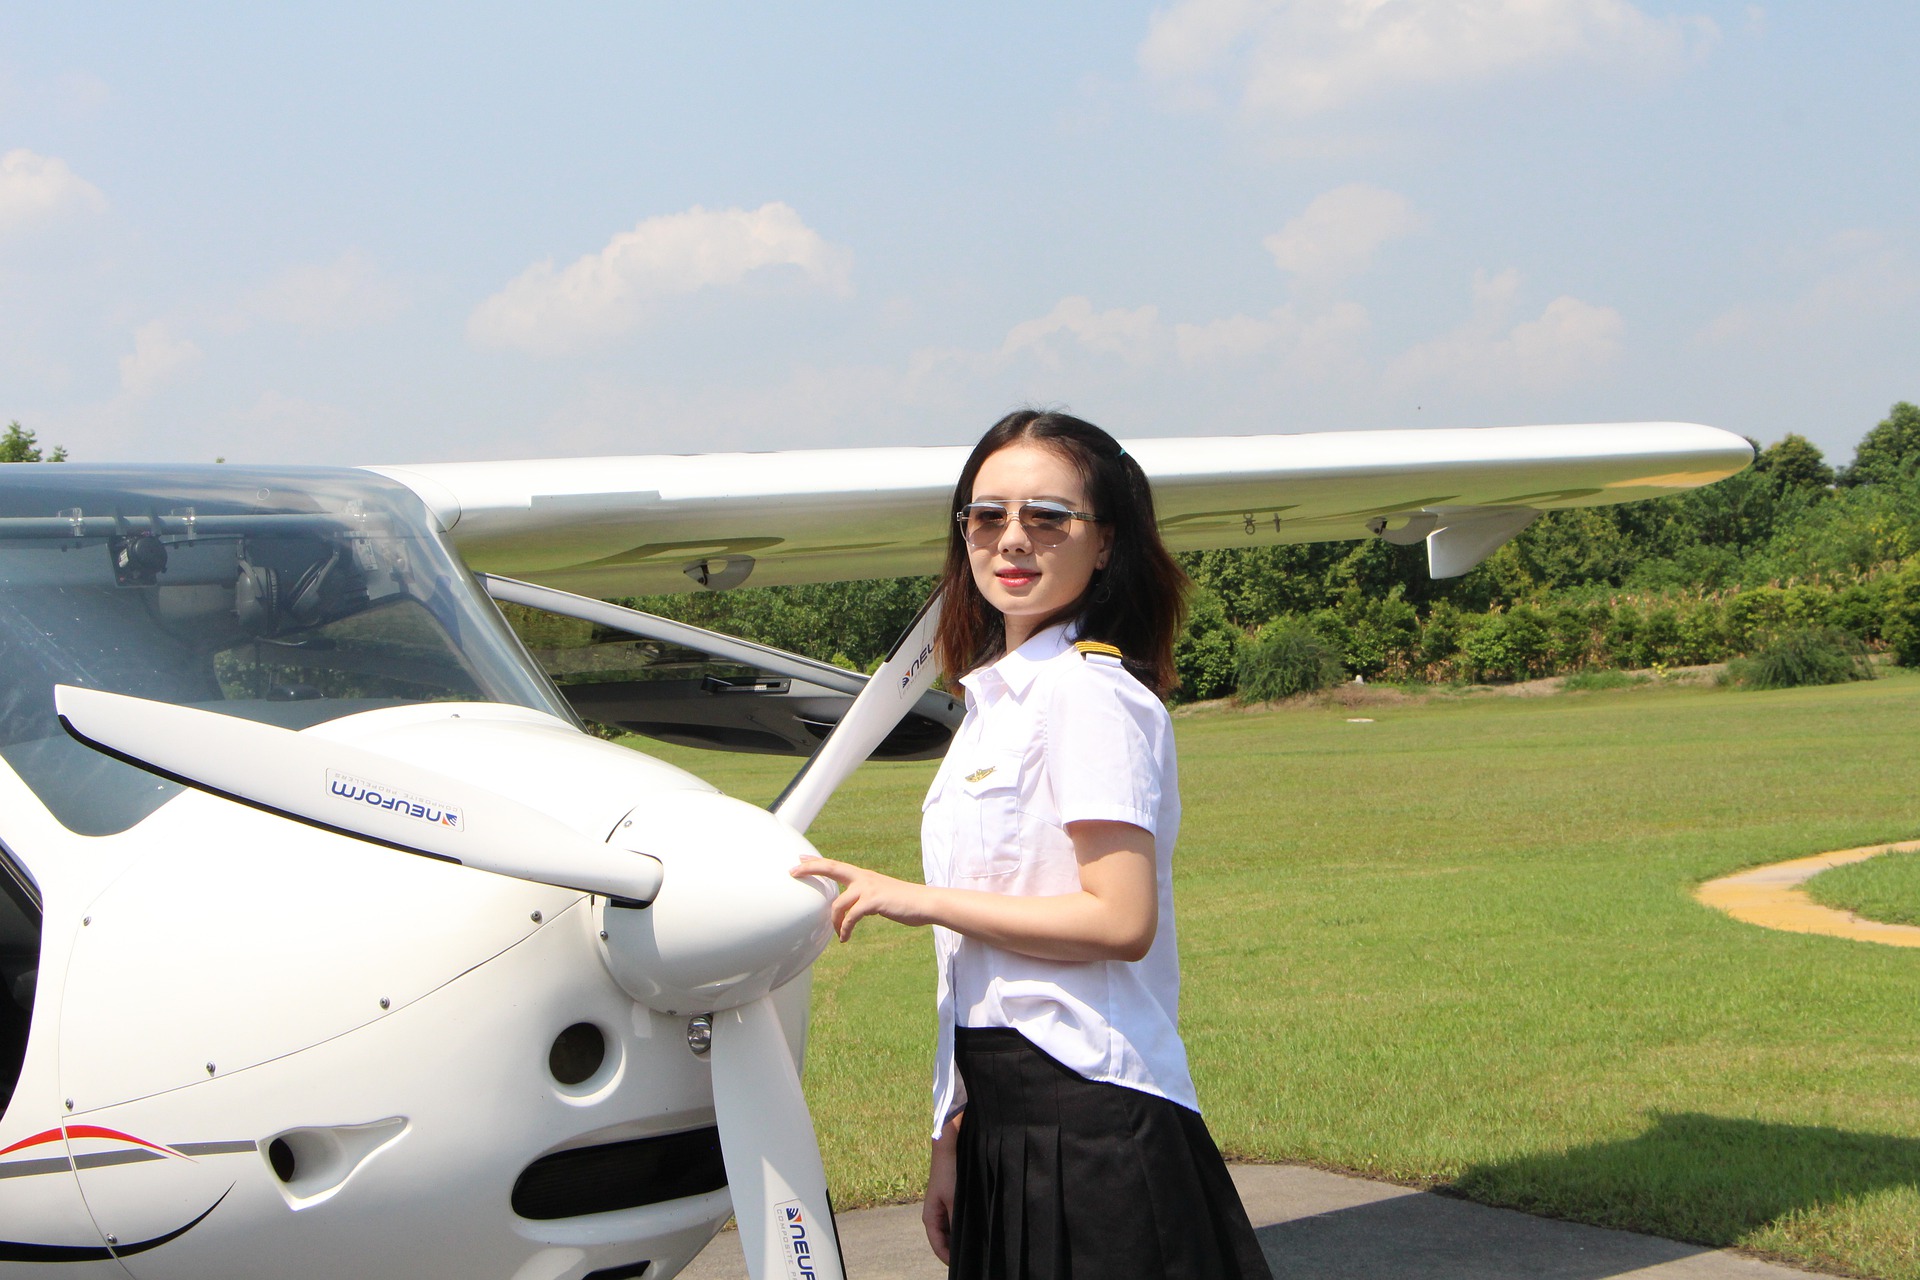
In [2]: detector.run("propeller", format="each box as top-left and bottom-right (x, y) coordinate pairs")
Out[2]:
(692, 589), (946, 1280)
(773, 589), (945, 833)
(53, 685), (665, 904)
(52, 590), (949, 1280)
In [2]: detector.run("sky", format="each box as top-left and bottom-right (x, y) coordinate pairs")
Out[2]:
(0, 2), (1914, 468)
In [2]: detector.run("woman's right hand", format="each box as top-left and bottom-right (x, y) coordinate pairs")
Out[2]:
(791, 857), (935, 941)
(923, 1112), (962, 1263)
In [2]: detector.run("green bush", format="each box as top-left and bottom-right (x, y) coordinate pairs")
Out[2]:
(1417, 601), (1468, 672)
(1545, 601), (1600, 671)
(1328, 589), (1420, 678)
(1640, 605), (1684, 665)
(1828, 579), (1884, 642)
(1724, 585), (1787, 651)
(1882, 564), (1920, 666)
(1674, 595), (1731, 663)
(1236, 617), (1345, 702)
(1724, 625), (1875, 690)
(1173, 589), (1243, 702)
(1461, 608), (1552, 681)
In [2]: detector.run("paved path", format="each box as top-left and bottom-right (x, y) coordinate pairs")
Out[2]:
(680, 1163), (1817, 1278)
(1696, 840), (1920, 948)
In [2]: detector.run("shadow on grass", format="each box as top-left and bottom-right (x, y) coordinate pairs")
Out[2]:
(1449, 1111), (1920, 1247)
(1254, 1114), (1920, 1279)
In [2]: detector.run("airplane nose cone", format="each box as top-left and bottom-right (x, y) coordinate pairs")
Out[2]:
(596, 791), (833, 1015)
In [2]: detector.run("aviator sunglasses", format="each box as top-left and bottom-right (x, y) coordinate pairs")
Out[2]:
(956, 500), (1103, 548)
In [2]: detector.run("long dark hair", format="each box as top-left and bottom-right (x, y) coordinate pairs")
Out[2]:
(934, 409), (1188, 695)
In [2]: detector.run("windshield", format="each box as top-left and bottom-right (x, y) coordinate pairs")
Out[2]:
(0, 465), (572, 834)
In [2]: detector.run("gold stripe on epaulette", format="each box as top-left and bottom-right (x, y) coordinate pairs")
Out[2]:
(1073, 640), (1124, 660)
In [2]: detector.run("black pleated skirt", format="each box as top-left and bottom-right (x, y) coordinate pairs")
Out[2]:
(948, 1027), (1272, 1280)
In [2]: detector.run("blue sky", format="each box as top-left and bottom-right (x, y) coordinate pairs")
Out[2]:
(1, 2), (1913, 467)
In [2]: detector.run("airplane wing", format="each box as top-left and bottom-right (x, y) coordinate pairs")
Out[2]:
(368, 422), (1751, 598)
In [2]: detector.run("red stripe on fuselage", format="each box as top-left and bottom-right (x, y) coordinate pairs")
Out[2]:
(0, 1126), (180, 1158)
(0, 1129), (63, 1157)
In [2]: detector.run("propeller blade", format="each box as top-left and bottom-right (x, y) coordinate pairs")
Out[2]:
(711, 994), (847, 1280)
(772, 589), (945, 834)
(53, 685), (663, 904)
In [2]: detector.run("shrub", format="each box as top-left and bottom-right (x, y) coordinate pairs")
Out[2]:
(1882, 563), (1920, 666)
(1236, 617), (1345, 702)
(1173, 590), (1243, 702)
(1724, 585), (1787, 651)
(1545, 601), (1599, 671)
(1828, 580), (1884, 643)
(1674, 595), (1731, 663)
(1640, 605), (1684, 665)
(1603, 601), (1646, 668)
(1724, 625), (1875, 690)
(1417, 601), (1468, 672)
(1323, 589), (1420, 679)
(1462, 608), (1552, 681)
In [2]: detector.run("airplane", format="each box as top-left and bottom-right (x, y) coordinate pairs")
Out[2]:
(0, 421), (1751, 1280)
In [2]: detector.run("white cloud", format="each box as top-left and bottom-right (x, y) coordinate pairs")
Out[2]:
(999, 296), (1165, 369)
(1391, 268), (1622, 391)
(468, 202), (852, 354)
(1175, 301), (1370, 377)
(237, 249), (407, 331)
(236, 391), (366, 458)
(1264, 184), (1424, 281)
(0, 148), (106, 234)
(1140, 0), (1718, 117)
(909, 293), (1370, 396)
(1701, 230), (1919, 346)
(118, 322), (202, 396)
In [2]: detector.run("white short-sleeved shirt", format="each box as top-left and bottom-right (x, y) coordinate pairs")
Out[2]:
(922, 623), (1197, 1136)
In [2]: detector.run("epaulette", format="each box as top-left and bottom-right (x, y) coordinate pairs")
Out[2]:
(1073, 640), (1124, 660)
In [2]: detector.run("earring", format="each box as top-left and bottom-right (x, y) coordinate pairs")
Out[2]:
(1092, 569), (1113, 605)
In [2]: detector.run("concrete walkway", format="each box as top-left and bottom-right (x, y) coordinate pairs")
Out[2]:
(680, 1163), (1817, 1278)
(1696, 840), (1920, 948)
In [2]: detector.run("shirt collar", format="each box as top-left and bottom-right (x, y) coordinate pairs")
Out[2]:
(960, 623), (1076, 701)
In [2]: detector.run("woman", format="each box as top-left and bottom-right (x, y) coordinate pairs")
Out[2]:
(793, 410), (1270, 1279)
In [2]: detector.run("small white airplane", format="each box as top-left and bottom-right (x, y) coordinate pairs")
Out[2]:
(0, 422), (1749, 1280)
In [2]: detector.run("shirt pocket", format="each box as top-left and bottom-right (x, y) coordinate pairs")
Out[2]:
(949, 749), (1024, 882)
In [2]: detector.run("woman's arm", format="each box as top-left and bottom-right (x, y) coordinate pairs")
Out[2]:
(791, 819), (1158, 963)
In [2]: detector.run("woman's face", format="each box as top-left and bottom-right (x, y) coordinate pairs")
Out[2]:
(966, 441), (1113, 651)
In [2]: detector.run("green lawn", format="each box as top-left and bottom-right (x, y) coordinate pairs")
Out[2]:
(635, 670), (1920, 1279)
(1809, 849), (1920, 928)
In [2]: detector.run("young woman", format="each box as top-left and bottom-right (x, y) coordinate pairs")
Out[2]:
(793, 410), (1271, 1279)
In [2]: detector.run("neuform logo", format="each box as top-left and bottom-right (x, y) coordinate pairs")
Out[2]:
(326, 770), (463, 831)
(775, 1199), (817, 1279)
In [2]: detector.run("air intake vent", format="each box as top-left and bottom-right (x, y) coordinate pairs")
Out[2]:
(583, 1263), (652, 1280)
(512, 1127), (726, 1220)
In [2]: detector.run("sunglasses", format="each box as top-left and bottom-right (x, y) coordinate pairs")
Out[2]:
(955, 500), (1102, 548)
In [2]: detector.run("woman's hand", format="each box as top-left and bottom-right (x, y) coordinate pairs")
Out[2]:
(923, 1112), (962, 1263)
(793, 820), (1157, 961)
(791, 858), (936, 942)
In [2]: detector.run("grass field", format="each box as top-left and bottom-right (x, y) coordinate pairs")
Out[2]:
(1810, 850), (1920, 929)
(637, 670), (1920, 1279)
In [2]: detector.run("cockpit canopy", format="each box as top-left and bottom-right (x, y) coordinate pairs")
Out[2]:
(0, 465), (572, 834)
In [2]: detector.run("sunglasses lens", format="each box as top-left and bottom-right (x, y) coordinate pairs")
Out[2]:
(1019, 504), (1072, 542)
(961, 505), (1008, 543)
(958, 502), (1083, 545)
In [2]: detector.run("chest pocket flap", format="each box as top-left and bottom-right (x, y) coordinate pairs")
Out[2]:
(950, 749), (1023, 881)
